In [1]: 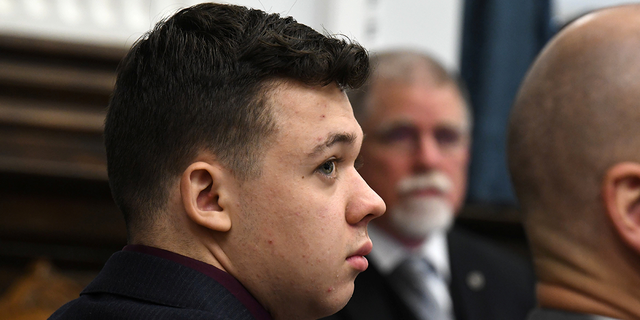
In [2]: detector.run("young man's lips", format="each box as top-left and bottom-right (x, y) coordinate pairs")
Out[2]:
(347, 241), (373, 272)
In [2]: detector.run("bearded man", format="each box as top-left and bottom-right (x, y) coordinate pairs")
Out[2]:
(324, 50), (535, 320)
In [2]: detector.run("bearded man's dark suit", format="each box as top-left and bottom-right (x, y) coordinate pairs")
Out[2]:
(324, 226), (536, 320)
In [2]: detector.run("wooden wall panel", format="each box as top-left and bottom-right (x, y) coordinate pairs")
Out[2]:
(0, 36), (127, 276)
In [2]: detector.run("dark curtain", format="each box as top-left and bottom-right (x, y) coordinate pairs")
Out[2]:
(460, 0), (554, 205)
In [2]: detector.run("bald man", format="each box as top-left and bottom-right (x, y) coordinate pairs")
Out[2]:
(508, 5), (640, 320)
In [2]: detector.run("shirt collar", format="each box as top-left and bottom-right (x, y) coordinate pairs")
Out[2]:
(368, 223), (450, 281)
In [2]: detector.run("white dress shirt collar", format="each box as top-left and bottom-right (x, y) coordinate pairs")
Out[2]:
(368, 223), (451, 281)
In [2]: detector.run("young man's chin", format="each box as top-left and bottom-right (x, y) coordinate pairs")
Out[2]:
(317, 282), (356, 319)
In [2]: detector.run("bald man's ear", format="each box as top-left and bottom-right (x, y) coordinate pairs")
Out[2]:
(180, 161), (232, 233)
(603, 162), (640, 254)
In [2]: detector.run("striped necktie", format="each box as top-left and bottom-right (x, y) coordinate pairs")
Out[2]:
(388, 256), (449, 320)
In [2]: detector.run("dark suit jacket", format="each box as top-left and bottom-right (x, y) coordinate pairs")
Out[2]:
(526, 308), (618, 320)
(324, 226), (536, 320)
(48, 250), (259, 320)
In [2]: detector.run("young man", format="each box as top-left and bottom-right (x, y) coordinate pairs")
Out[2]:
(325, 50), (535, 320)
(48, 3), (385, 320)
(509, 5), (640, 320)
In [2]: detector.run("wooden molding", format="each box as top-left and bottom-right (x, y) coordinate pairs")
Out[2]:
(0, 35), (122, 180)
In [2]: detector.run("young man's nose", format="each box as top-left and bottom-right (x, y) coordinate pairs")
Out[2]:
(346, 173), (386, 226)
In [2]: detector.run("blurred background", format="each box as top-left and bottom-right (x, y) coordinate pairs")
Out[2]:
(0, 0), (635, 318)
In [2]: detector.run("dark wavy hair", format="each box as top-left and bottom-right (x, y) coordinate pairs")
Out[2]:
(104, 2), (369, 231)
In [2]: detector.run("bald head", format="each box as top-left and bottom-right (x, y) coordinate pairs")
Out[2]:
(510, 5), (640, 222)
(508, 6), (640, 316)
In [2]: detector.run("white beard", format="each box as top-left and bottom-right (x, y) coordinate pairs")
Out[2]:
(388, 171), (456, 240)
(388, 195), (454, 240)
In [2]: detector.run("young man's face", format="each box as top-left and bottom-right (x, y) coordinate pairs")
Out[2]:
(222, 81), (385, 320)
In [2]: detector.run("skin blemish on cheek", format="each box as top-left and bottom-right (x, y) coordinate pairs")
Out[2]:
(327, 287), (334, 293)
(321, 114), (326, 119)
(268, 240), (273, 244)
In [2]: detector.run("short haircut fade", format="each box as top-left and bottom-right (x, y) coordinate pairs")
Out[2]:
(104, 3), (370, 230)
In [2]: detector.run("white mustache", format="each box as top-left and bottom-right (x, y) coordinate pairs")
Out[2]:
(396, 171), (452, 196)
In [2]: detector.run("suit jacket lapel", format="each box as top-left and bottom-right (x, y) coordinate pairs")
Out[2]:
(448, 229), (470, 320)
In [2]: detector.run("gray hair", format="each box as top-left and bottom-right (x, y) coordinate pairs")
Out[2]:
(348, 50), (471, 126)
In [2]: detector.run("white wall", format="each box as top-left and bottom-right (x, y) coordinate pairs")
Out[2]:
(553, 0), (640, 25)
(0, 0), (195, 47)
(0, 0), (463, 69)
(2, 1), (640, 71)
(322, 0), (463, 70)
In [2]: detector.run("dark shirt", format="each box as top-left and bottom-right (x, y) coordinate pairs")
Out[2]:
(123, 245), (272, 320)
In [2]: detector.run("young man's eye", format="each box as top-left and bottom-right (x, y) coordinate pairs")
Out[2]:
(318, 160), (336, 176)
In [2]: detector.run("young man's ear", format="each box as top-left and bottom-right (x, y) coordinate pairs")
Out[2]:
(603, 162), (640, 254)
(180, 161), (232, 232)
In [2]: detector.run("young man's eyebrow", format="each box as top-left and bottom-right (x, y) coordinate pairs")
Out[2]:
(308, 132), (358, 157)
